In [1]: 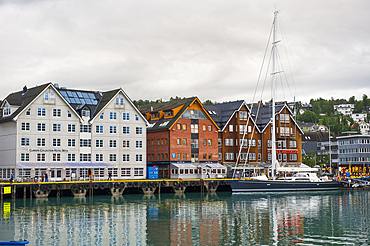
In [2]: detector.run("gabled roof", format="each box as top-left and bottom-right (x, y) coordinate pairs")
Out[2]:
(250, 102), (304, 134)
(204, 100), (256, 131)
(140, 97), (219, 131)
(0, 83), (50, 122)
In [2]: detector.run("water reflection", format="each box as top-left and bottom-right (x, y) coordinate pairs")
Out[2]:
(0, 190), (369, 245)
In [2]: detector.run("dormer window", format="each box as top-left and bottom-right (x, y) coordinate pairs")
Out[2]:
(165, 111), (173, 117)
(82, 108), (90, 117)
(25, 108), (31, 116)
(3, 105), (11, 116)
(151, 112), (160, 118)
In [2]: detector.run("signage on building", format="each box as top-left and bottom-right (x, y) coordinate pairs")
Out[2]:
(28, 149), (69, 152)
(3, 187), (11, 194)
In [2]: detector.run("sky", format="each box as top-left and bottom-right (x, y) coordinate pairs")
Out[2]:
(0, 0), (369, 104)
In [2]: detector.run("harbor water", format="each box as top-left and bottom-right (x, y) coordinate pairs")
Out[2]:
(0, 190), (369, 245)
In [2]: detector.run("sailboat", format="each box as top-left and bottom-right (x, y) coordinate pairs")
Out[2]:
(230, 11), (343, 192)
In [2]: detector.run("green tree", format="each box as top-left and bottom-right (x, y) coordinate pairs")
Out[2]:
(297, 110), (318, 123)
(348, 96), (355, 104)
(363, 94), (368, 108)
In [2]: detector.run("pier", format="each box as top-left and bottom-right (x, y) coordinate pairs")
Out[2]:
(0, 179), (231, 199)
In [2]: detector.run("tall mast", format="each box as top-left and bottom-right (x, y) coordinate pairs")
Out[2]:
(271, 10), (279, 179)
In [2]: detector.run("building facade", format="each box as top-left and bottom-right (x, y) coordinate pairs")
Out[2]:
(140, 97), (225, 179)
(0, 83), (147, 181)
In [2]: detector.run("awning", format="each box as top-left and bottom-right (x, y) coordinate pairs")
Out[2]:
(16, 163), (116, 169)
(197, 163), (226, 169)
(276, 167), (319, 172)
(170, 163), (198, 169)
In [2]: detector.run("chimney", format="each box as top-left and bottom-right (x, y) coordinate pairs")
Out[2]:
(22, 85), (27, 94)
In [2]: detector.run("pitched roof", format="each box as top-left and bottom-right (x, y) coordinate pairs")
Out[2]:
(250, 103), (285, 130)
(204, 100), (246, 130)
(139, 97), (196, 131)
(0, 83), (50, 122)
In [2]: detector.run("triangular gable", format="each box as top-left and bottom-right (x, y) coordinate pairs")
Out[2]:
(90, 88), (148, 125)
(13, 83), (83, 122)
(168, 97), (220, 130)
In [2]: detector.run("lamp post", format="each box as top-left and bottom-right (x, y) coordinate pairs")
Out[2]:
(329, 125), (332, 175)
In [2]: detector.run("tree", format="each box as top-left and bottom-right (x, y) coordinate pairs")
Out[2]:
(348, 96), (355, 104)
(363, 94), (368, 108)
(297, 110), (318, 123)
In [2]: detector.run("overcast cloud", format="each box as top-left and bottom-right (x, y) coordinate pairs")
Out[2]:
(0, 0), (369, 104)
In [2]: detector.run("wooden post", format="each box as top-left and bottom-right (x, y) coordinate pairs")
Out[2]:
(11, 184), (16, 199)
(23, 186), (26, 199)
(1, 186), (3, 200)
(30, 185), (32, 200)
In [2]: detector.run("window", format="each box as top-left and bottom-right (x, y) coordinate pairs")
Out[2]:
(109, 154), (117, 162)
(110, 126), (117, 133)
(122, 154), (130, 162)
(136, 154), (143, 162)
(283, 153), (287, 162)
(177, 123), (181, 130)
(208, 125), (212, 131)
(248, 125), (252, 133)
(225, 152), (234, 160)
(37, 108), (46, 116)
(100, 113), (104, 119)
(267, 140), (272, 148)
(68, 139), (75, 147)
(203, 125), (207, 131)
(177, 138), (181, 145)
(225, 139), (233, 146)
(183, 124), (187, 130)
(122, 126), (129, 134)
(290, 153), (297, 161)
(289, 140), (297, 148)
(123, 113), (130, 121)
(203, 153), (207, 159)
(280, 113), (289, 123)
(80, 153), (91, 162)
(109, 140), (117, 148)
(37, 153), (45, 162)
(203, 139), (207, 146)
(95, 154), (103, 162)
(121, 168), (131, 177)
(191, 124), (198, 133)
(249, 139), (256, 147)
(53, 139), (61, 147)
(96, 140), (103, 148)
(44, 93), (54, 103)
(134, 168), (143, 176)
(136, 141), (142, 149)
(135, 114), (139, 121)
(21, 138), (29, 146)
(249, 153), (257, 161)
(191, 139), (199, 148)
(240, 139), (248, 148)
(53, 109), (61, 117)
(53, 153), (61, 162)
(80, 125), (91, 133)
(67, 110), (72, 117)
(82, 108), (90, 117)
(110, 112), (117, 119)
(21, 122), (30, 131)
(239, 125), (246, 134)
(37, 138), (46, 147)
(183, 139), (187, 145)
(229, 125), (233, 132)
(21, 153), (29, 162)
(239, 111), (248, 121)
(136, 127), (142, 135)
(26, 108), (31, 116)
(68, 124), (75, 132)
(123, 140), (130, 148)
(208, 139), (212, 146)
(165, 111), (173, 117)
(258, 140), (261, 149)
(183, 153), (187, 159)
(93, 125), (102, 133)
(37, 123), (46, 132)
(53, 124), (61, 132)
(116, 98), (124, 106)
(80, 139), (91, 147)
(280, 127), (290, 137)
(68, 154), (76, 162)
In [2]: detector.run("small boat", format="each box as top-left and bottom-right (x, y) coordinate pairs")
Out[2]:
(0, 241), (29, 245)
(230, 11), (343, 193)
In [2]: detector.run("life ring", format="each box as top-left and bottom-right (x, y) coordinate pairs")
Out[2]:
(149, 182), (155, 188)
(84, 183), (90, 190)
(173, 182), (179, 187)
(153, 182), (159, 188)
(107, 183), (113, 189)
(114, 183), (120, 189)
(32, 185), (39, 191)
(56, 184), (62, 190)
(71, 184), (78, 191)
(190, 181), (196, 186)
(160, 181), (166, 187)
(100, 183), (106, 190)
(93, 183), (100, 189)
(133, 182), (138, 188)
(140, 182), (147, 188)
(46, 184), (52, 191)
(127, 182), (133, 188)
(119, 182), (125, 189)
(196, 181), (201, 186)
(40, 185), (46, 191)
